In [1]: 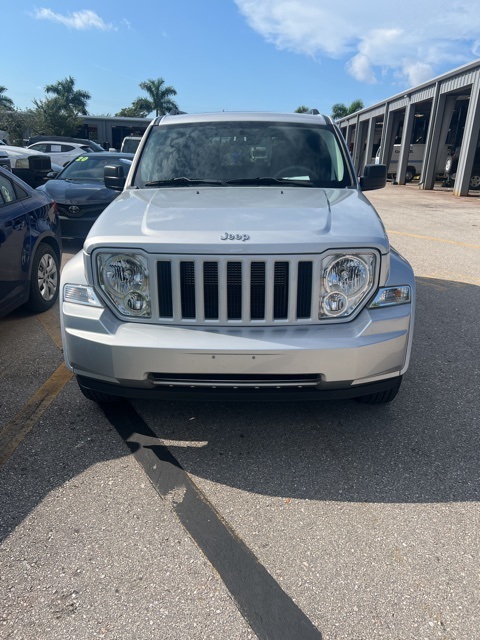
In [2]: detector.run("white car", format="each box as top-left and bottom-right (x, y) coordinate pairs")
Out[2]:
(120, 136), (143, 154)
(27, 141), (93, 167)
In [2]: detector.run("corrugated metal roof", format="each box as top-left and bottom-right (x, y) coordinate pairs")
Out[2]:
(337, 58), (480, 123)
(440, 69), (478, 94)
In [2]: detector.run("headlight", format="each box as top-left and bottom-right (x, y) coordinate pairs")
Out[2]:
(319, 253), (375, 318)
(14, 157), (30, 169)
(96, 253), (151, 317)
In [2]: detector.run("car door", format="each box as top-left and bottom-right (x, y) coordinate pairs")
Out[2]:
(0, 172), (30, 315)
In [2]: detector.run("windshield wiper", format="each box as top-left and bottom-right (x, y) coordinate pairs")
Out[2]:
(225, 177), (314, 187)
(144, 177), (226, 187)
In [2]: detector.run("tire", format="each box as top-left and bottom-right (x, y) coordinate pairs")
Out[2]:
(469, 172), (480, 190)
(24, 242), (59, 313)
(405, 167), (415, 182)
(445, 155), (458, 176)
(354, 377), (402, 405)
(77, 379), (122, 403)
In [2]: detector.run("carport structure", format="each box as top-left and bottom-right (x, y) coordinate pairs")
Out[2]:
(338, 59), (480, 196)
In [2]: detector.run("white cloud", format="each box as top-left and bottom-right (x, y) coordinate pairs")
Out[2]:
(402, 62), (435, 87)
(235, 0), (480, 86)
(346, 55), (377, 84)
(32, 8), (116, 31)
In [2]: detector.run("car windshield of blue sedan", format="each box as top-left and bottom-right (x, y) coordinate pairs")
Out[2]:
(58, 155), (132, 181)
(134, 121), (353, 189)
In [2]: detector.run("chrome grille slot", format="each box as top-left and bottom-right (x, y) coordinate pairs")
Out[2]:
(250, 262), (266, 319)
(180, 261), (195, 318)
(203, 262), (219, 319)
(155, 255), (318, 325)
(227, 262), (242, 319)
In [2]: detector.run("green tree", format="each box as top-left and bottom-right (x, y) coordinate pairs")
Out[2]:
(137, 78), (178, 117)
(116, 99), (151, 118)
(331, 99), (364, 121)
(295, 105), (310, 113)
(31, 76), (91, 137)
(0, 108), (40, 146)
(44, 76), (91, 115)
(0, 86), (14, 110)
(32, 97), (82, 137)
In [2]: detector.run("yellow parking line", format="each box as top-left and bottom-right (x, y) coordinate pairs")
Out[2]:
(387, 229), (480, 250)
(37, 305), (63, 351)
(0, 363), (72, 467)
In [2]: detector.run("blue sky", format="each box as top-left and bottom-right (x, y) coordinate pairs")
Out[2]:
(3, 1), (480, 117)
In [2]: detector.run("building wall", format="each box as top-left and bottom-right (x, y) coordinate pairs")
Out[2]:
(78, 116), (152, 150)
(337, 59), (480, 196)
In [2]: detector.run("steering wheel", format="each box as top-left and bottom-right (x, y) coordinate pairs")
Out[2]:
(274, 165), (319, 181)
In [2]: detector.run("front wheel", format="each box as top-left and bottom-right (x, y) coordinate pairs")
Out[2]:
(469, 173), (480, 190)
(405, 167), (416, 182)
(354, 377), (402, 405)
(25, 242), (60, 313)
(445, 155), (458, 176)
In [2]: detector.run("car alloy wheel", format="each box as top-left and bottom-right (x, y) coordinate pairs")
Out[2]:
(25, 242), (60, 313)
(469, 173), (480, 189)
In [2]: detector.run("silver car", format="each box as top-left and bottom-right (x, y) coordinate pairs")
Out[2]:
(60, 111), (415, 405)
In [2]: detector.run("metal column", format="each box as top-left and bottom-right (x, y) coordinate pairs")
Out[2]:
(454, 70), (480, 196)
(396, 102), (415, 185)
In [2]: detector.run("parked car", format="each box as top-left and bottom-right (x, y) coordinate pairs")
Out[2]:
(27, 141), (94, 167)
(0, 167), (62, 318)
(37, 152), (133, 239)
(0, 144), (52, 188)
(375, 143), (450, 182)
(120, 136), (143, 154)
(60, 110), (415, 406)
(443, 145), (480, 189)
(27, 135), (105, 153)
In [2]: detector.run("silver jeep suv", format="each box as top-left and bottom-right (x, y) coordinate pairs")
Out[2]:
(60, 111), (415, 404)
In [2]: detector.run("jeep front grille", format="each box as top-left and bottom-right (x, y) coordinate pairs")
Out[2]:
(28, 155), (51, 172)
(156, 256), (319, 325)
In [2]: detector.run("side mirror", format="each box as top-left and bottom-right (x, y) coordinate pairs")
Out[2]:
(46, 171), (59, 180)
(104, 164), (126, 191)
(359, 163), (387, 191)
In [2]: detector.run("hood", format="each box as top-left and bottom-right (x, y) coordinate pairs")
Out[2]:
(1, 145), (46, 159)
(84, 186), (389, 255)
(38, 179), (116, 205)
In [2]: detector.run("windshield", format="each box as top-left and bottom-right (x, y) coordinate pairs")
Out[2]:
(57, 155), (132, 181)
(134, 121), (353, 188)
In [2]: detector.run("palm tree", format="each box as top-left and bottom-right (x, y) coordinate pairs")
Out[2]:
(0, 86), (14, 110)
(295, 106), (310, 113)
(44, 76), (91, 115)
(331, 99), (364, 121)
(138, 78), (178, 117)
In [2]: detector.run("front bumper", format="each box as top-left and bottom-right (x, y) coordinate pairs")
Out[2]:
(61, 299), (413, 400)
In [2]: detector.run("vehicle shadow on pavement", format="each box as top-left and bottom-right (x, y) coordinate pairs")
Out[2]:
(130, 275), (480, 504)
(0, 276), (479, 546)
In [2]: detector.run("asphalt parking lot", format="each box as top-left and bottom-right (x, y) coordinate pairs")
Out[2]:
(1, 183), (479, 640)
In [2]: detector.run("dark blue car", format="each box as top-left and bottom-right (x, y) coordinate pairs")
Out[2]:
(0, 167), (62, 318)
(37, 152), (133, 239)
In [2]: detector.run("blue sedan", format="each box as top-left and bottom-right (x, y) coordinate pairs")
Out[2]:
(0, 167), (62, 318)
(37, 152), (133, 239)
